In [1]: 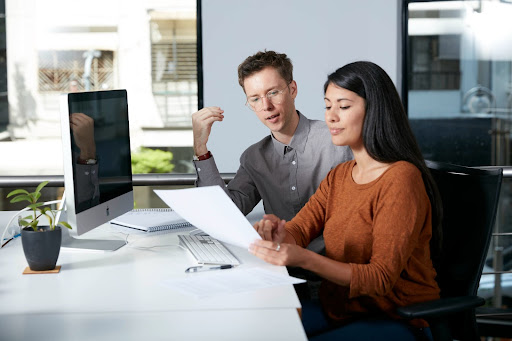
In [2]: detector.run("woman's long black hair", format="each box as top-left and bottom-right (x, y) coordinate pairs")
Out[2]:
(324, 61), (442, 262)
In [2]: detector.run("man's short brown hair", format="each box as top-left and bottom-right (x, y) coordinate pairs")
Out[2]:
(237, 50), (293, 91)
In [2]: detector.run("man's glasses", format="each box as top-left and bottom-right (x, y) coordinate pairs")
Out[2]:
(245, 83), (291, 112)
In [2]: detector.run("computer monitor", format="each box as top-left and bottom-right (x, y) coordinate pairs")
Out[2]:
(59, 89), (134, 251)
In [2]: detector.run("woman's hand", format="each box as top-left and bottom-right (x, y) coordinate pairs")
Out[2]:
(252, 214), (307, 266)
(261, 214), (281, 226)
(253, 216), (287, 243)
(249, 239), (306, 267)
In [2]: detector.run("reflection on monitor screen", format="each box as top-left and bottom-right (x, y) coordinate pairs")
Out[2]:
(59, 89), (134, 252)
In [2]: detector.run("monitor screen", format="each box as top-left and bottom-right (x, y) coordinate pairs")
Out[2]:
(68, 90), (132, 213)
(59, 89), (134, 251)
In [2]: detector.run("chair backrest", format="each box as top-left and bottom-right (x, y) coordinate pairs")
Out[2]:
(426, 160), (502, 338)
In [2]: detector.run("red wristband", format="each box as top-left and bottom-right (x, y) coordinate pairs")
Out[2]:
(77, 157), (97, 165)
(195, 151), (212, 161)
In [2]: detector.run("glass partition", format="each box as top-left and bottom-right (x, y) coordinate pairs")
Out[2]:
(404, 0), (512, 317)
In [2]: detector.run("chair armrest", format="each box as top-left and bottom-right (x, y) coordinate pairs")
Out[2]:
(396, 296), (485, 319)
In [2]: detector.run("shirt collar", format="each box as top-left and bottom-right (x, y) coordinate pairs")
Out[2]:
(271, 111), (310, 157)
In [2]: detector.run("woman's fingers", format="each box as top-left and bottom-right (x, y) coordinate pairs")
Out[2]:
(262, 214), (281, 226)
(253, 219), (275, 241)
(249, 240), (288, 266)
(261, 220), (273, 241)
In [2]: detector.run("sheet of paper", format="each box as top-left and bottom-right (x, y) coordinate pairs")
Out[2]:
(161, 267), (306, 299)
(154, 186), (261, 248)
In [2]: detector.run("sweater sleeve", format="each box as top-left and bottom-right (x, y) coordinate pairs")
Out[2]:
(285, 168), (334, 247)
(349, 166), (431, 298)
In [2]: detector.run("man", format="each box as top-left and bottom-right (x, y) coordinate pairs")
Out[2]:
(71, 112), (100, 211)
(192, 50), (352, 226)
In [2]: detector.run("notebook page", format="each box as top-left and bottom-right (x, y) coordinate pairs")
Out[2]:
(110, 209), (191, 231)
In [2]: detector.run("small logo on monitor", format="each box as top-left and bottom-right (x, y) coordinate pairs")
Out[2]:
(106, 207), (110, 216)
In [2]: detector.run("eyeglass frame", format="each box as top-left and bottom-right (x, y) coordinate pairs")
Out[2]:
(244, 82), (292, 112)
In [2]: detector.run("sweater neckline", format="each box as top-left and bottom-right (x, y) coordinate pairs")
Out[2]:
(348, 160), (402, 189)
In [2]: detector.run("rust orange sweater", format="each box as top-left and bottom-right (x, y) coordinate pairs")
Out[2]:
(286, 160), (440, 327)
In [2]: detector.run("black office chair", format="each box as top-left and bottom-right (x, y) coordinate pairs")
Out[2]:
(397, 160), (503, 341)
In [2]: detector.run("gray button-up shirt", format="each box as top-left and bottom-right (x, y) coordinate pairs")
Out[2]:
(194, 111), (352, 221)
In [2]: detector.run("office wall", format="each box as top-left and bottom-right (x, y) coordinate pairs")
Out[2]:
(201, 0), (402, 172)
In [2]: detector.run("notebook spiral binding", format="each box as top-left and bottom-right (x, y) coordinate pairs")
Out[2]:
(149, 221), (193, 232)
(132, 208), (193, 232)
(111, 208), (193, 232)
(135, 208), (173, 212)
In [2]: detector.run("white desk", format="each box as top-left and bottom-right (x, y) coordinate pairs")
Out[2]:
(0, 211), (306, 341)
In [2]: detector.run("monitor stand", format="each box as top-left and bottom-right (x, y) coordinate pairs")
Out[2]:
(60, 227), (126, 252)
(57, 198), (126, 252)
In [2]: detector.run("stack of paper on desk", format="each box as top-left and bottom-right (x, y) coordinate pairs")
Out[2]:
(162, 267), (306, 299)
(154, 186), (261, 248)
(156, 186), (306, 299)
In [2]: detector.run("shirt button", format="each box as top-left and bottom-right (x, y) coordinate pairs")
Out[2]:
(292, 161), (296, 165)
(291, 186), (296, 191)
(85, 171), (89, 175)
(197, 168), (201, 172)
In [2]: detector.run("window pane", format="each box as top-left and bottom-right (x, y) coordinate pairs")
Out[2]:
(409, 35), (461, 90)
(38, 50), (114, 92)
(407, 0), (512, 167)
(406, 0), (512, 313)
(2, 0), (196, 177)
(149, 14), (196, 128)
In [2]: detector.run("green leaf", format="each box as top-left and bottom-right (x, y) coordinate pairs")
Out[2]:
(9, 195), (31, 203)
(27, 193), (36, 203)
(29, 220), (39, 231)
(35, 192), (41, 202)
(6, 189), (29, 198)
(27, 203), (44, 210)
(18, 219), (30, 226)
(19, 213), (37, 227)
(58, 221), (73, 230)
(35, 181), (49, 195)
(131, 148), (175, 174)
(43, 213), (54, 228)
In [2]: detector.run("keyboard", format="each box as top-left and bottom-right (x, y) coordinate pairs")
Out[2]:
(178, 234), (240, 265)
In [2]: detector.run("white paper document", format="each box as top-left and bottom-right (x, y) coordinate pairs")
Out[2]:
(162, 267), (306, 299)
(154, 186), (261, 248)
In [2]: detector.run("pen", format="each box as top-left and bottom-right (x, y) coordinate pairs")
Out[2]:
(185, 264), (235, 273)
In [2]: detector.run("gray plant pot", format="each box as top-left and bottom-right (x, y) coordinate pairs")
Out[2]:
(21, 226), (62, 271)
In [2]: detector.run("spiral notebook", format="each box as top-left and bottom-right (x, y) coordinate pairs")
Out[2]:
(110, 208), (193, 232)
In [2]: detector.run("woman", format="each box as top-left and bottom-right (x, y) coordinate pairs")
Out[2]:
(249, 61), (442, 341)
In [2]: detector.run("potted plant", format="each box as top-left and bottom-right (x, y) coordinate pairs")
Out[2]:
(6, 181), (72, 271)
